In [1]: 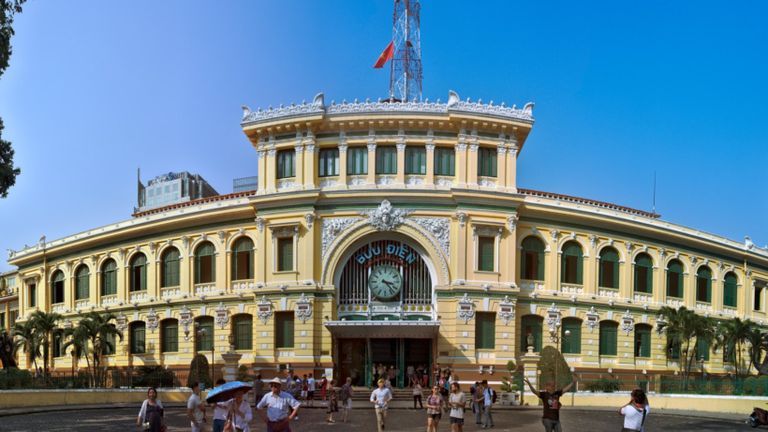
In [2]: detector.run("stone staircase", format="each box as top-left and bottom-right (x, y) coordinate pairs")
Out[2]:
(349, 387), (421, 401)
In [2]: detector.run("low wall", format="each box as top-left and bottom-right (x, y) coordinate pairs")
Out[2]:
(560, 392), (768, 415)
(0, 388), (192, 409)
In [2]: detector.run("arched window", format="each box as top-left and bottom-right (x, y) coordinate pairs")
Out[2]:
(129, 253), (147, 292)
(634, 253), (653, 294)
(561, 241), (583, 284)
(161, 247), (180, 288)
(101, 259), (118, 296)
(521, 237), (545, 281)
(195, 242), (216, 284)
(51, 270), (65, 304)
(696, 266), (712, 303)
(232, 314), (253, 350)
(161, 319), (178, 353)
(599, 247), (620, 288)
(129, 321), (146, 354)
(724, 272), (738, 308)
(561, 318), (582, 354)
(232, 237), (254, 281)
(520, 315), (543, 353)
(666, 259), (684, 298)
(103, 323), (117, 355)
(53, 329), (65, 358)
(75, 265), (90, 300)
(599, 321), (618, 356)
(634, 324), (652, 357)
(697, 337), (710, 361)
(195, 316), (214, 352)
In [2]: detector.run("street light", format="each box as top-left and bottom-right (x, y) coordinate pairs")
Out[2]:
(195, 323), (215, 389)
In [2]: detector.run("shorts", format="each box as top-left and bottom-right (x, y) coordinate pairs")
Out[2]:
(307, 391), (315, 399)
(450, 417), (464, 425)
(343, 399), (352, 409)
(429, 413), (442, 420)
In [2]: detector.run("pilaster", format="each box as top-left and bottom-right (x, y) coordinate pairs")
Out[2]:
(304, 130), (317, 189)
(338, 133), (348, 187)
(366, 137), (376, 185)
(294, 132), (305, 188)
(265, 134), (277, 193)
(467, 132), (479, 187)
(506, 130), (519, 192)
(425, 140), (435, 187)
(395, 137), (406, 186)
(496, 140), (507, 189)
(456, 129), (468, 187)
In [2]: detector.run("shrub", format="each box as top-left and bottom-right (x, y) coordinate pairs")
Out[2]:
(537, 346), (573, 391)
(188, 354), (212, 389)
(135, 366), (177, 388)
(585, 378), (620, 393)
(501, 360), (519, 393)
(0, 368), (33, 389)
(237, 364), (252, 382)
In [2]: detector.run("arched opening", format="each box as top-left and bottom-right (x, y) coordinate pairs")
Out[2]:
(521, 315), (543, 353)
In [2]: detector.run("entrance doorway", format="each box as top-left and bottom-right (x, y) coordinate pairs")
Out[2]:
(337, 338), (432, 388)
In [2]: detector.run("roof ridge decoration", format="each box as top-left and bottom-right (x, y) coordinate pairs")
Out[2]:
(240, 90), (535, 126)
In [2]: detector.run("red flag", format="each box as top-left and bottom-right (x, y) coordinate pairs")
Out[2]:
(373, 41), (394, 68)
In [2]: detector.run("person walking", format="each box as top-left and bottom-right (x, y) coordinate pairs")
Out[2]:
(187, 382), (207, 432)
(370, 378), (393, 432)
(481, 380), (494, 428)
(524, 377), (577, 432)
(412, 380), (424, 409)
(257, 377), (301, 432)
(307, 373), (316, 407)
(339, 377), (354, 423)
(326, 379), (339, 423)
(320, 374), (329, 402)
(253, 375), (265, 408)
(448, 382), (466, 432)
(212, 379), (229, 432)
(227, 388), (254, 432)
(137, 387), (165, 432)
(472, 381), (484, 425)
(619, 388), (650, 432)
(425, 385), (445, 432)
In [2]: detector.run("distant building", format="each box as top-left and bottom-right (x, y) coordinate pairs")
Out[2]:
(136, 171), (218, 212)
(0, 270), (19, 332)
(233, 176), (258, 193)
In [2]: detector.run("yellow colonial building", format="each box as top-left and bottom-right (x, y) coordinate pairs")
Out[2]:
(6, 91), (768, 386)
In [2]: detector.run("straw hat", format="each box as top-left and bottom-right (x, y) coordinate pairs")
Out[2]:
(269, 377), (283, 385)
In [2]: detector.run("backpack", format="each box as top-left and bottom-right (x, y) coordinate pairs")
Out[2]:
(339, 384), (350, 402)
(491, 389), (497, 404)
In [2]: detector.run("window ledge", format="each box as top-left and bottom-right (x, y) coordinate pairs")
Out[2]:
(274, 270), (298, 275)
(475, 270), (500, 275)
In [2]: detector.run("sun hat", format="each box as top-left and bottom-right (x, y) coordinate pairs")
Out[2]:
(269, 377), (283, 385)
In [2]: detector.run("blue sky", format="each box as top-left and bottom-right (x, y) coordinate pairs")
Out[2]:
(1, 1), (766, 271)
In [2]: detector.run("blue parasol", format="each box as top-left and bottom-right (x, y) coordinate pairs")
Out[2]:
(205, 380), (253, 403)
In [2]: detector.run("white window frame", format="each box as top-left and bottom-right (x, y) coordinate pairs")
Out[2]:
(270, 224), (299, 273)
(472, 223), (503, 273)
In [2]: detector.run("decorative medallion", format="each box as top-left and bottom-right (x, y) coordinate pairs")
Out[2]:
(257, 295), (273, 324)
(116, 312), (128, 333)
(457, 293), (475, 324)
(180, 305), (194, 341)
(621, 310), (634, 335)
(146, 308), (159, 332)
(321, 217), (359, 258)
(498, 295), (516, 325)
(585, 306), (600, 332)
(655, 314), (668, 335)
(506, 214), (518, 232)
(361, 200), (412, 232)
(295, 293), (313, 323)
(546, 303), (561, 342)
(410, 217), (450, 259)
(215, 302), (229, 329)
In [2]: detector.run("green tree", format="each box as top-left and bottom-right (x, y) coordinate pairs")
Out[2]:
(82, 312), (122, 387)
(0, 329), (17, 369)
(12, 319), (39, 372)
(188, 353), (211, 389)
(29, 310), (61, 381)
(63, 323), (92, 386)
(659, 306), (715, 388)
(717, 317), (758, 376)
(538, 346), (573, 391)
(0, 0), (26, 197)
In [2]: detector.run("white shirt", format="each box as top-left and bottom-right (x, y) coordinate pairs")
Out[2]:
(621, 404), (650, 431)
(307, 377), (316, 391)
(370, 387), (392, 409)
(138, 399), (164, 423)
(229, 399), (253, 432)
(187, 393), (205, 423)
(213, 401), (230, 421)
(257, 391), (301, 422)
(483, 388), (493, 407)
(449, 392), (466, 419)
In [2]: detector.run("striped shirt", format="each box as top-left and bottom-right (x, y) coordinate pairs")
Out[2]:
(257, 391), (301, 422)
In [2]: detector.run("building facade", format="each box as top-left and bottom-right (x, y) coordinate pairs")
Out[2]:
(7, 91), (768, 385)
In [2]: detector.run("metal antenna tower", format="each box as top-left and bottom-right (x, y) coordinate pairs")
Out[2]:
(390, 0), (422, 102)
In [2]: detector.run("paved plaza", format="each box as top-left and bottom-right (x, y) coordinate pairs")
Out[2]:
(0, 405), (751, 432)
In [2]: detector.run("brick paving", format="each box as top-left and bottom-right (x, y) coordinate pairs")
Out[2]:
(0, 404), (752, 432)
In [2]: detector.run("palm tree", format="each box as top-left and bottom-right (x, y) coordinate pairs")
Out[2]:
(659, 306), (714, 388)
(79, 312), (121, 387)
(63, 324), (91, 387)
(718, 317), (758, 376)
(13, 320), (40, 373)
(0, 329), (18, 369)
(745, 325), (766, 375)
(29, 310), (62, 380)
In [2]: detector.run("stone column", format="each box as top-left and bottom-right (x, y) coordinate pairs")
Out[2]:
(294, 132), (305, 188)
(338, 134), (348, 188)
(521, 347), (541, 406)
(304, 130), (317, 189)
(496, 140), (507, 189)
(506, 131), (519, 192)
(257, 140), (267, 193)
(425, 141), (435, 187)
(467, 141), (479, 187)
(366, 138), (376, 186)
(221, 351), (243, 382)
(265, 135), (277, 194)
(456, 130), (468, 187)
(396, 138), (406, 186)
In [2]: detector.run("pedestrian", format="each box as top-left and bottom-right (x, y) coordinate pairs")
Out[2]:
(448, 382), (466, 432)
(524, 377), (577, 432)
(257, 377), (300, 432)
(619, 388), (650, 432)
(187, 381), (207, 432)
(137, 387), (165, 432)
(227, 388), (254, 432)
(481, 380), (494, 428)
(426, 385), (445, 432)
(339, 376), (354, 423)
(253, 374), (265, 407)
(407, 364), (415, 387)
(472, 381), (483, 425)
(320, 374), (329, 402)
(307, 373), (316, 407)
(370, 378), (393, 432)
(212, 379), (229, 432)
(413, 380), (424, 409)
(326, 379), (339, 423)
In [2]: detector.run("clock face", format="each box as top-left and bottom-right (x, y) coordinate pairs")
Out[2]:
(368, 265), (402, 300)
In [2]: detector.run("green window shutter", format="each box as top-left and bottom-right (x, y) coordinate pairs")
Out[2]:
(635, 254), (654, 294)
(376, 147), (397, 174)
(196, 318), (213, 351)
(277, 150), (295, 179)
(562, 320), (581, 354)
(724, 273), (737, 307)
(348, 147), (368, 175)
(405, 147), (426, 174)
(576, 255), (583, 284)
(276, 312), (294, 348)
(475, 313), (495, 349)
(634, 325), (651, 357)
(319, 149), (339, 177)
(599, 322), (617, 356)
(234, 315), (253, 350)
(537, 251), (545, 280)
(278, 238), (294, 271)
(163, 249), (180, 287)
(131, 323), (146, 354)
(162, 320), (178, 353)
(696, 338), (710, 361)
(434, 148), (455, 176)
(478, 148), (498, 177)
(478, 236), (495, 271)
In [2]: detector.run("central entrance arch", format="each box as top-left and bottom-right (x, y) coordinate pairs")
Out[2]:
(328, 232), (440, 388)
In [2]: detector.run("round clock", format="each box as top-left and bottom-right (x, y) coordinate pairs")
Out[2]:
(368, 265), (402, 300)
